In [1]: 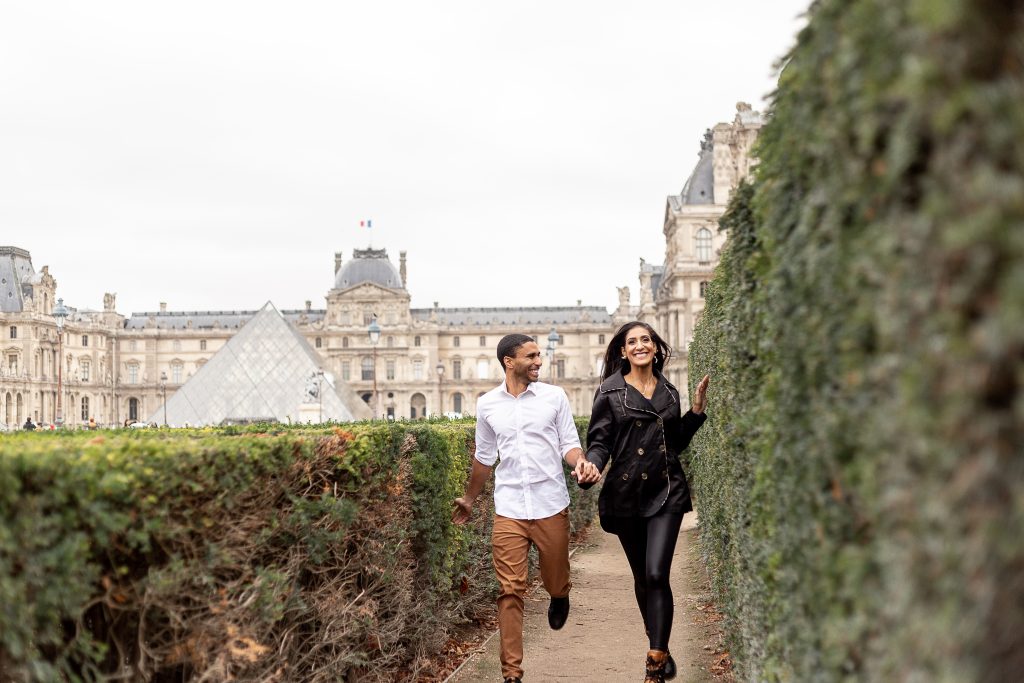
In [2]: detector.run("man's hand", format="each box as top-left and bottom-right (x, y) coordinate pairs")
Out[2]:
(692, 374), (710, 414)
(452, 496), (475, 525)
(571, 457), (601, 485)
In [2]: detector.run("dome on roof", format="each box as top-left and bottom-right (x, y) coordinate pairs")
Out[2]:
(334, 248), (404, 290)
(679, 130), (715, 205)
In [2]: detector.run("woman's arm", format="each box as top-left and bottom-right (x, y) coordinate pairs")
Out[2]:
(580, 390), (615, 489)
(678, 374), (711, 449)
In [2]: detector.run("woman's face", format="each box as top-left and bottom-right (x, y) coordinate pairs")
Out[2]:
(621, 325), (656, 369)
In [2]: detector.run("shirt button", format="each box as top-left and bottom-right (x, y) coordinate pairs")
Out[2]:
(637, 447), (645, 455)
(622, 473), (629, 481)
(641, 472), (648, 480)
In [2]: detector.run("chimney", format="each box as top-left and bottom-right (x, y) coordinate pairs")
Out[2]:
(334, 252), (343, 274)
(399, 251), (407, 287)
(159, 302), (167, 313)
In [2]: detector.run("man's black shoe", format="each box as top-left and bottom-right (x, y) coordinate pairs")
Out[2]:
(548, 595), (570, 630)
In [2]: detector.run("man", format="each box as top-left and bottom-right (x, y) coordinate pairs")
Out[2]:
(453, 333), (601, 683)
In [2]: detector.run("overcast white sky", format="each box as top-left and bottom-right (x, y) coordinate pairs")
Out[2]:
(1, 1), (808, 316)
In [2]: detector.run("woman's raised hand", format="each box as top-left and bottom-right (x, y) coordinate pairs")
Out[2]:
(692, 374), (710, 414)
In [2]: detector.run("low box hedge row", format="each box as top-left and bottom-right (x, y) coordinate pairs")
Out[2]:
(0, 418), (598, 682)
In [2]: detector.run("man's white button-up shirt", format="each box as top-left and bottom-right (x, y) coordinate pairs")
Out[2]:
(475, 380), (582, 520)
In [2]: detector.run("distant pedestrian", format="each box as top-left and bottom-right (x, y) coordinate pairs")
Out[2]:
(88, 416), (97, 430)
(23, 417), (36, 431)
(583, 321), (709, 683)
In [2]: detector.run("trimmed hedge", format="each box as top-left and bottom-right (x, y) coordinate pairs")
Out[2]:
(688, 2), (1023, 681)
(0, 419), (598, 682)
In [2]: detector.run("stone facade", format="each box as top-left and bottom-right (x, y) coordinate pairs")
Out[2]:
(637, 102), (764, 389)
(0, 104), (760, 428)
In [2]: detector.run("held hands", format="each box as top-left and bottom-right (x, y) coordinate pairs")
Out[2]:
(571, 456), (601, 485)
(452, 496), (474, 525)
(692, 374), (710, 414)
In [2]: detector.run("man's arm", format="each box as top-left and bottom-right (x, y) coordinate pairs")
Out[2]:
(564, 446), (601, 485)
(453, 458), (493, 524)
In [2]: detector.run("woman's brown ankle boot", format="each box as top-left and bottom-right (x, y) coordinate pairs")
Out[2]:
(645, 649), (668, 683)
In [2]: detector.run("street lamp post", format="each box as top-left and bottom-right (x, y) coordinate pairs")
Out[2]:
(52, 298), (69, 427)
(435, 361), (445, 417)
(547, 327), (559, 383)
(367, 316), (381, 419)
(316, 368), (324, 423)
(159, 371), (168, 427)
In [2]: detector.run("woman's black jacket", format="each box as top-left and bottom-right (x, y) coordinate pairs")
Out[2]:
(583, 370), (706, 524)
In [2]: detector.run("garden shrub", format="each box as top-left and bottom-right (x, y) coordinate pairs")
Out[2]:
(0, 420), (599, 682)
(689, 1), (1023, 681)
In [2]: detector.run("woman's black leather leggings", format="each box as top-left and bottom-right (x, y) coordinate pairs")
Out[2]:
(615, 512), (684, 651)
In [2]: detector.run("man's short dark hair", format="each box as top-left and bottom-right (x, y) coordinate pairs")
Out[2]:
(497, 333), (534, 368)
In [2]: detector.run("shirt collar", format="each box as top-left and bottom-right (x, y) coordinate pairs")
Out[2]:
(501, 380), (539, 398)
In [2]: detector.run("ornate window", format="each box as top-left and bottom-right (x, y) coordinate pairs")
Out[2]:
(81, 396), (89, 421)
(341, 361), (351, 381)
(363, 311), (374, 325)
(414, 336), (421, 347)
(172, 339), (181, 351)
(696, 228), (713, 263)
(342, 337), (350, 348)
(80, 360), (90, 382)
(699, 281), (709, 298)
(386, 360), (395, 380)
(128, 364), (139, 384)
(479, 336), (486, 346)
(82, 335), (89, 347)
(598, 334), (605, 345)
(387, 336), (394, 348)
(453, 336), (461, 347)
(315, 337), (322, 349)
(171, 363), (183, 384)
(9, 326), (15, 339)
(412, 358), (424, 380)
(476, 358), (489, 380)
(361, 357), (374, 381)
(128, 398), (139, 422)
(556, 359), (565, 378)
(452, 392), (464, 415)
(199, 339), (207, 351)
(452, 359), (462, 380)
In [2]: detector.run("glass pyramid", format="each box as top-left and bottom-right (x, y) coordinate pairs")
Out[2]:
(149, 302), (371, 426)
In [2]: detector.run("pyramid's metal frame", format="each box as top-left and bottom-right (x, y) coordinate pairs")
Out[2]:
(149, 302), (371, 425)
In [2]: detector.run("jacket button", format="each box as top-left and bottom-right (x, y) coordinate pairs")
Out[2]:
(622, 473), (629, 481)
(637, 447), (645, 455)
(635, 420), (643, 427)
(657, 418), (663, 426)
(663, 468), (669, 477)
(641, 472), (648, 480)
(660, 444), (666, 452)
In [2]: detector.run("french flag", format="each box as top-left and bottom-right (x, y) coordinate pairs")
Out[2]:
(360, 219), (373, 228)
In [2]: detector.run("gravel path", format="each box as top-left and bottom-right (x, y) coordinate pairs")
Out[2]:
(450, 511), (715, 682)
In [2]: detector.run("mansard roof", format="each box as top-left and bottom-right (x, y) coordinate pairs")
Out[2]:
(124, 309), (326, 330)
(672, 129), (715, 208)
(0, 246), (35, 313)
(334, 248), (404, 291)
(410, 306), (612, 326)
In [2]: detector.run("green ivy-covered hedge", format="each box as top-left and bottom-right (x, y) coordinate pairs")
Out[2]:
(0, 419), (598, 682)
(688, 1), (1023, 681)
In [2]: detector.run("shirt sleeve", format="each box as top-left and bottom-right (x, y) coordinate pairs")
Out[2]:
(556, 389), (582, 457)
(475, 407), (498, 466)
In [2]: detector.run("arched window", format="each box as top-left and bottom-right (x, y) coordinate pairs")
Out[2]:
(410, 393), (426, 419)
(81, 396), (89, 421)
(414, 336), (421, 347)
(361, 357), (374, 380)
(16, 393), (23, 423)
(128, 398), (139, 422)
(696, 228), (713, 263)
(5, 392), (11, 424)
(452, 392), (464, 415)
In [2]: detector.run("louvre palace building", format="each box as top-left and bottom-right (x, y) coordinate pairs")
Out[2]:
(0, 104), (762, 428)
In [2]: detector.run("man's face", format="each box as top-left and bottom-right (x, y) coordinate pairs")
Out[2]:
(506, 341), (543, 384)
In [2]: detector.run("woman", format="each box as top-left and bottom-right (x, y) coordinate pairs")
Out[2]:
(583, 321), (709, 682)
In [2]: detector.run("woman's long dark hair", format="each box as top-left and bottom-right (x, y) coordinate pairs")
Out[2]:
(601, 320), (672, 380)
